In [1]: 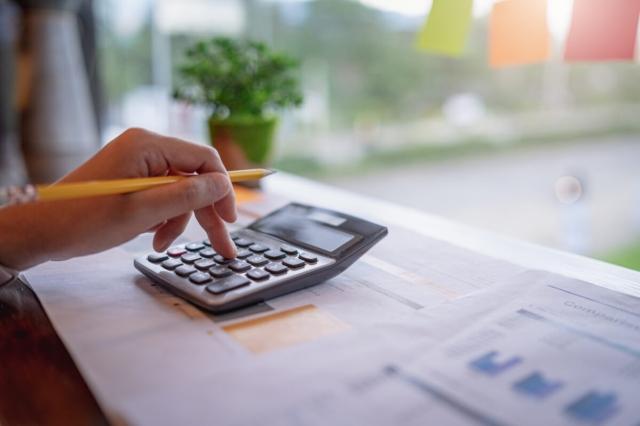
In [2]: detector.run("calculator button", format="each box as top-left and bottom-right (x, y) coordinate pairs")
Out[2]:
(175, 265), (196, 277)
(180, 253), (200, 264)
(186, 242), (205, 252)
(189, 272), (212, 285)
(280, 245), (298, 255)
(200, 248), (216, 258)
(236, 249), (252, 259)
(195, 258), (216, 270)
(299, 252), (318, 263)
(247, 269), (269, 281)
(161, 258), (182, 270)
(203, 239), (211, 246)
(147, 253), (168, 263)
(167, 247), (187, 257)
(214, 255), (233, 264)
(264, 250), (286, 260)
(234, 238), (253, 248)
(247, 255), (268, 266)
(266, 263), (288, 275)
(229, 260), (251, 273)
(283, 257), (305, 269)
(206, 275), (251, 294)
(209, 266), (232, 279)
(249, 243), (269, 253)
(231, 235), (240, 241)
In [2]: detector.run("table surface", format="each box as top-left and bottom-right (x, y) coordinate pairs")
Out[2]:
(1, 173), (639, 426)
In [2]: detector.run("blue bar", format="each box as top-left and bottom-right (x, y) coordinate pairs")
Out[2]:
(469, 351), (522, 376)
(565, 391), (619, 423)
(512, 372), (563, 398)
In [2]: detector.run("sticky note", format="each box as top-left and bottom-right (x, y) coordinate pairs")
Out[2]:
(223, 304), (350, 354)
(416, 0), (474, 56)
(233, 185), (262, 204)
(489, 0), (551, 67)
(564, 0), (640, 61)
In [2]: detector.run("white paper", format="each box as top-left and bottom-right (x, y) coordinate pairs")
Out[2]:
(212, 271), (640, 426)
(24, 213), (525, 424)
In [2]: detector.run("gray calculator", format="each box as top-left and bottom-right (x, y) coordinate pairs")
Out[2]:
(134, 203), (387, 313)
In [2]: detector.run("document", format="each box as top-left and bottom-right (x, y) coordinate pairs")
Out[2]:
(24, 210), (525, 424)
(213, 271), (640, 426)
(393, 271), (640, 425)
(23, 198), (640, 425)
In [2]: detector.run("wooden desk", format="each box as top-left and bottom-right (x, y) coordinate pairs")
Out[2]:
(1, 173), (639, 425)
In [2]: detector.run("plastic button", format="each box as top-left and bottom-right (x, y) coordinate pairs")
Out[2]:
(147, 253), (168, 263)
(247, 269), (269, 281)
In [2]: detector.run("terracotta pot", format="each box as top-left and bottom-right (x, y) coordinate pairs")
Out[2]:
(208, 116), (277, 187)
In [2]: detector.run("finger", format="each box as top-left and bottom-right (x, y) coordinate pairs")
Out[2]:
(153, 212), (191, 252)
(215, 187), (237, 223)
(145, 135), (226, 175)
(195, 206), (236, 259)
(146, 221), (166, 233)
(163, 177), (236, 226)
(151, 136), (237, 223)
(127, 173), (231, 232)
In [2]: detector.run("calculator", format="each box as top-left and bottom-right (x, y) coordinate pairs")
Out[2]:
(134, 203), (388, 313)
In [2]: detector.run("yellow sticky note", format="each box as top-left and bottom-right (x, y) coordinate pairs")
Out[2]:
(416, 0), (474, 56)
(223, 304), (350, 354)
(489, 0), (551, 67)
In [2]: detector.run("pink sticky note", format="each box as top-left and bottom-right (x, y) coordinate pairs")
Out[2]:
(565, 0), (640, 61)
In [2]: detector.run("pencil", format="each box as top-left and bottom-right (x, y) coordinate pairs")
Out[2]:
(0, 168), (275, 206)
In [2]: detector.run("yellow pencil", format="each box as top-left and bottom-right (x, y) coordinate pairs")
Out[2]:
(0, 169), (275, 205)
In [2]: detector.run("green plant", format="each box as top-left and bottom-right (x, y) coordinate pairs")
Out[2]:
(173, 37), (303, 119)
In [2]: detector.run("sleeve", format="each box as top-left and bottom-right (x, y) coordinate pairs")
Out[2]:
(0, 264), (16, 286)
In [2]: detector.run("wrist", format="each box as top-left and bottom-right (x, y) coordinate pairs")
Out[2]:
(0, 204), (50, 270)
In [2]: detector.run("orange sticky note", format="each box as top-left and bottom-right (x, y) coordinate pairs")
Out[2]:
(489, 0), (551, 67)
(565, 0), (640, 61)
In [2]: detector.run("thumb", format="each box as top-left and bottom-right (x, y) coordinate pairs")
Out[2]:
(128, 173), (231, 228)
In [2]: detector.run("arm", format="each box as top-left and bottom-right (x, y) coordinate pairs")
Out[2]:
(0, 128), (237, 271)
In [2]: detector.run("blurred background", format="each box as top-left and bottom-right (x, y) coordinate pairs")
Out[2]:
(2, 0), (639, 269)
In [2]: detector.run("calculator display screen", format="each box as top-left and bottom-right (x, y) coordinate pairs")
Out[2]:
(253, 213), (355, 253)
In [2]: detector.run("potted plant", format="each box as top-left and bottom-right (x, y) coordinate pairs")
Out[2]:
(174, 37), (303, 176)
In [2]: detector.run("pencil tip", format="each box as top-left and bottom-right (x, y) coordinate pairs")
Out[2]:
(265, 169), (277, 176)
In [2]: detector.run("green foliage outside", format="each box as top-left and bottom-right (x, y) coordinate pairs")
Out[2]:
(99, 0), (640, 129)
(274, 124), (640, 178)
(271, 0), (491, 127)
(602, 241), (640, 271)
(173, 37), (303, 119)
(98, 18), (153, 103)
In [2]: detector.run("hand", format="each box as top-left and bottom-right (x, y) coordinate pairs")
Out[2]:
(0, 128), (237, 270)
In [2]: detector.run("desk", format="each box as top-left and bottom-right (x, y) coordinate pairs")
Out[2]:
(1, 173), (639, 425)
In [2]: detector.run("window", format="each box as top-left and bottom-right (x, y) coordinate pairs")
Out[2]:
(97, 0), (640, 269)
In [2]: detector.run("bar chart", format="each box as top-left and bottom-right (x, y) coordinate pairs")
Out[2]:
(469, 350), (522, 376)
